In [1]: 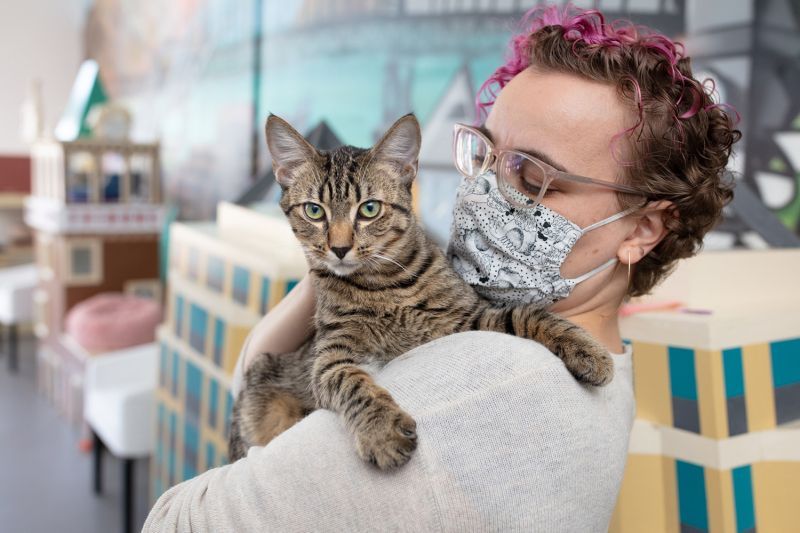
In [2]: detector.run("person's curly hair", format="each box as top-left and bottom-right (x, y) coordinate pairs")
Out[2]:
(475, 3), (743, 297)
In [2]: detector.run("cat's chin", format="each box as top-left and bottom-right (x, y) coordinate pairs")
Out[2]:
(326, 262), (361, 277)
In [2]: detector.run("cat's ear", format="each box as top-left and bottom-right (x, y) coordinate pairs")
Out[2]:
(370, 113), (421, 185)
(265, 114), (320, 188)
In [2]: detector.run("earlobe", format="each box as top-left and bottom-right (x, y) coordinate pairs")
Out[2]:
(618, 200), (673, 264)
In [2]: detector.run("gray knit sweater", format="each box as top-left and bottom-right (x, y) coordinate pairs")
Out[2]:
(143, 331), (634, 532)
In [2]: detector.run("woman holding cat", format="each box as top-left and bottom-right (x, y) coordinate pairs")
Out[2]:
(144, 3), (740, 531)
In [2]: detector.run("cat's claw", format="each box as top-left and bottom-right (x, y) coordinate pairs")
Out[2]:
(354, 407), (418, 470)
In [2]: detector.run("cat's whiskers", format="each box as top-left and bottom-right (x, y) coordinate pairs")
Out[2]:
(372, 252), (414, 276)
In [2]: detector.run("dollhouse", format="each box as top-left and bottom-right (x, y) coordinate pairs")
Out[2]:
(25, 135), (164, 424)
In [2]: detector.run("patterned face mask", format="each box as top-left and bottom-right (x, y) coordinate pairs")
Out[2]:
(446, 170), (638, 307)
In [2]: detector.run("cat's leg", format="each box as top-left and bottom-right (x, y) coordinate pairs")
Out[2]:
(311, 348), (417, 470)
(228, 399), (249, 462)
(230, 349), (314, 460)
(474, 304), (614, 386)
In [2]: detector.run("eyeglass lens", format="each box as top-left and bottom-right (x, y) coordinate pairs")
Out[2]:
(455, 127), (548, 208)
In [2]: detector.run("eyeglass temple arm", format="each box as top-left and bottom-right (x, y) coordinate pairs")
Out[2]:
(551, 170), (642, 194)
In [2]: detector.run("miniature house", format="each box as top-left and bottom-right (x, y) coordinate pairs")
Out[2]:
(26, 135), (164, 424)
(150, 201), (307, 501)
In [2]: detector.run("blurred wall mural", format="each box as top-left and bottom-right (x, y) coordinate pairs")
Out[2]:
(84, 0), (800, 247)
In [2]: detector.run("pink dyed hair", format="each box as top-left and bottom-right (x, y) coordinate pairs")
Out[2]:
(474, 2), (740, 166)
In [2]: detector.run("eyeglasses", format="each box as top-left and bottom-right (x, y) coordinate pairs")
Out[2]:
(452, 123), (646, 210)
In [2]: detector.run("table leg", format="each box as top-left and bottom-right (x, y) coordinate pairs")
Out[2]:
(8, 324), (17, 373)
(93, 431), (103, 494)
(122, 458), (134, 533)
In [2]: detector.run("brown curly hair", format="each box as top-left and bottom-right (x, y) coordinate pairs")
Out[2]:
(475, 3), (743, 297)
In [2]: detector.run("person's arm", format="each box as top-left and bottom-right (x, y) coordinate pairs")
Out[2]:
(231, 275), (316, 398)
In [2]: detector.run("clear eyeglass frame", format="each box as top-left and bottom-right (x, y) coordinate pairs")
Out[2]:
(452, 122), (647, 210)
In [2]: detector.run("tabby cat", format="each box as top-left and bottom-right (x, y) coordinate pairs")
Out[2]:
(228, 113), (613, 469)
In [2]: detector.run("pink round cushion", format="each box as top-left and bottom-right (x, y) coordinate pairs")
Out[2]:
(66, 292), (163, 352)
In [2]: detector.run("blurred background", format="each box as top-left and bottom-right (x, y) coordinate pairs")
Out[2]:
(0, 1), (798, 532)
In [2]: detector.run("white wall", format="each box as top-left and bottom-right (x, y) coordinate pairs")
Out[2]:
(0, 0), (91, 155)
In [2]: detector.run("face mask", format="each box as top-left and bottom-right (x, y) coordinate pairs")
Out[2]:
(446, 170), (638, 307)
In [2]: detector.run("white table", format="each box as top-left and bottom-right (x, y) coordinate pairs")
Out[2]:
(0, 263), (38, 373)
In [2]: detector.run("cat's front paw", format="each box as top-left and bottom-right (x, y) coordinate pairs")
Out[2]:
(557, 331), (614, 386)
(353, 404), (418, 470)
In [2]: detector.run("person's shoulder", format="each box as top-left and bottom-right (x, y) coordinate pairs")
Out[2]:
(368, 330), (569, 410)
(383, 330), (563, 376)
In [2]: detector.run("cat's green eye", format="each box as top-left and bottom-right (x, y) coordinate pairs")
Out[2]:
(358, 201), (382, 219)
(304, 203), (325, 220)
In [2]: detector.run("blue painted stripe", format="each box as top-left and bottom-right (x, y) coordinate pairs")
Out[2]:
(209, 379), (219, 429)
(260, 276), (270, 314)
(175, 295), (184, 338)
(676, 460), (708, 531)
(159, 343), (168, 389)
(189, 303), (208, 355)
(285, 279), (299, 295)
(171, 351), (179, 397)
(233, 265), (250, 305)
(669, 347), (698, 400)
(206, 442), (216, 468)
(186, 361), (202, 394)
(156, 403), (164, 465)
(723, 348), (745, 398)
(185, 361), (202, 425)
(770, 338), (800, 388)
(168, 411), (176, 485)
(224, 391), (234, 438)
(207, 255), (225, 292)
(183, 420), (198, 480)
(213, 318), (224, 367)
(732, 465), (756, 533)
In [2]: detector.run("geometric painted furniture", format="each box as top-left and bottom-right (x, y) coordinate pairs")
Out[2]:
(26, 133), (163, 426)
(610, 427), (800, 533)
(611, 249), (800, 533)
(150, 201), (306, 503)
(84, 342), (158, 533)
(630, 339), (800, 439)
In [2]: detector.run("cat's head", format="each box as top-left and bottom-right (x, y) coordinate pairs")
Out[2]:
(265, 113), (421, 277)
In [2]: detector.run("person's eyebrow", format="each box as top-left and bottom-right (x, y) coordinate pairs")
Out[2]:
(479, 124), (569, 173)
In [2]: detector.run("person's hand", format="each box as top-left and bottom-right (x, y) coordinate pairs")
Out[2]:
(243, 275), (316, 372)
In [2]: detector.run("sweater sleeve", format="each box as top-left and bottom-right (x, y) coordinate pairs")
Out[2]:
(141, 406), (443, 532)
(143, 331), (634, 532)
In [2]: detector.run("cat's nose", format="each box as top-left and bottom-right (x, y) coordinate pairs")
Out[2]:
(331, 246), (352, 259)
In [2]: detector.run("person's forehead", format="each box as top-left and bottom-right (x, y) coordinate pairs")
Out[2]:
(484, 68), (630, 182)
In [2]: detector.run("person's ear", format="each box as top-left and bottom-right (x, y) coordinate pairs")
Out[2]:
(617, 200), (674, 266)
(265, 113), (321, 188)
